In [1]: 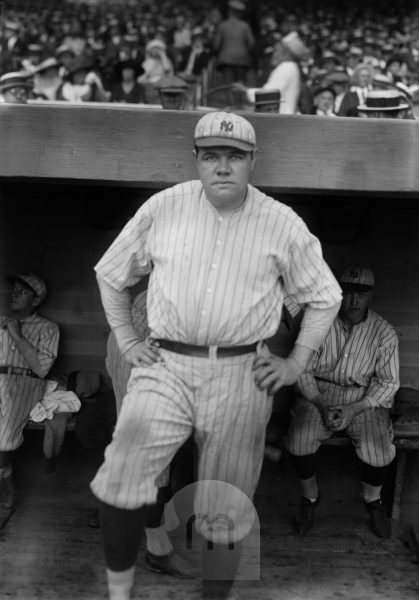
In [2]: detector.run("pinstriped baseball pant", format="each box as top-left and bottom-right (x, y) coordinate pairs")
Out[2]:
(285, 397), (396, 468)
(91, 344), (272, 544)
(0, 375), (46, 451)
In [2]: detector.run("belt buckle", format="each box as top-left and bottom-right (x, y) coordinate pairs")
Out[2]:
(208, 345), (217, 360)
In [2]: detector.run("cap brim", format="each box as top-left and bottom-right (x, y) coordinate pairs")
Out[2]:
(195, 137), (254, 151)
(340, 282), (373, 293)
(6, 275), (38, 296)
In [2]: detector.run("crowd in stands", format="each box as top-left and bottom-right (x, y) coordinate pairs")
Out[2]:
(0, 0), (419, 117)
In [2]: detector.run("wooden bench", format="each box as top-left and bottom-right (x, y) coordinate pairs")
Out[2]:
(264, 387), (419, 522)
(320, 388), (419, 521)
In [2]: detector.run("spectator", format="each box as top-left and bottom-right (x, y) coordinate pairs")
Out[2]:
(311, 86), (337, 116)
(240, 31), (311, 114)
(213, 0), (255, 85)
(60, 56), (110, 102)
(31, 57), (64, 101)
(338, 63), (374, 117)
(110, 59), (147, 103)
(357, 89), (414, 119)
(0, 71), (32, 104)
(138, 39), (174, 85)
(177, 27), (212, 81)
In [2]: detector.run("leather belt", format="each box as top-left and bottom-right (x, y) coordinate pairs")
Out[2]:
(0, 366), (39, 378)
(156, 339), (258, 358)
(315, 376), (361, 388)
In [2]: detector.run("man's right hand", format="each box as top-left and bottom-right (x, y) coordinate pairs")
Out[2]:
(124, 337), (161, 367)
(311, 395), (336, 430)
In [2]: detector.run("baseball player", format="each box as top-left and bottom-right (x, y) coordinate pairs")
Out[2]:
(105, 287), (195, 578)
(92, 111), (342, 600)
(0, 273), (60, 509)
(285, 266), (399, 538)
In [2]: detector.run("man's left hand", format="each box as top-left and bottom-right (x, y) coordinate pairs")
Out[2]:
(327, 405), (357, 431)
(252, 354), (303, 395)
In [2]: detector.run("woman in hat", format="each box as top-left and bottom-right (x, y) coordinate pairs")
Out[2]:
(60, 56), (110, 102)
(337, 63), (374, 117)
(138, 39), (174, 85)
(234, 31), (310, 114)
(110, 59), (147, 104)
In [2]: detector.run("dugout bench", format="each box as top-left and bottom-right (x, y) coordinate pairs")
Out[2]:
(265, 387), (419, 523)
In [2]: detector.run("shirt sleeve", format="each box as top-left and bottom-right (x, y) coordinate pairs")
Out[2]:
(34, 322), (60, 378)
(94, 198), (155, 291)
(296, 347), (322, 400)
(282, 212), (342, 312)
(363, 328), (400, 408)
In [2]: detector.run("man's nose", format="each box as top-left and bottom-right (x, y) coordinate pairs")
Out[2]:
(216, 157), (231, 173)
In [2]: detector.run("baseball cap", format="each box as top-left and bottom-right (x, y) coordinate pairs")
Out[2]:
(194, 111), (256, 152)
(7, 273), (48, 301)
(339, 266), (374, 292)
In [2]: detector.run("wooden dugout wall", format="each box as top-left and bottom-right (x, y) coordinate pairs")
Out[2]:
(0, 104), (419, 387)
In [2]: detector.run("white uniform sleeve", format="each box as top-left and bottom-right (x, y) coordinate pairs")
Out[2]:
(282, 213), (342, 314)
(295, 303), (341, 352)
(94, 199), (155, 291)
(97, 276), (140, 354)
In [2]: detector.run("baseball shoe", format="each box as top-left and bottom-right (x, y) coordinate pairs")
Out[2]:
(145, 550), (196, 579)
(292, 494), (321, 535)
(0, 475), (17, 510)
(364, 499), (391, 538)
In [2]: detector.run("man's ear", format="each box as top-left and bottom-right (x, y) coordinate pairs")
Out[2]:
(32, 296), (42, 308)
(192, 149), (197, 163)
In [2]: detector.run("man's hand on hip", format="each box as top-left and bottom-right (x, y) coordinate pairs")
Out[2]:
(124, 337), (161, 367)
(252, 354), (304, 395)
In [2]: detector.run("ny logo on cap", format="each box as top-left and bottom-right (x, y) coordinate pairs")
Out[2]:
(350, 270), (359, 279)
(220, 120), (234, 132)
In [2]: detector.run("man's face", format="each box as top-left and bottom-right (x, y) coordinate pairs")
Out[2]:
(315, 90), (335, 112)
(340, 289), (372, 324)
(10, 282), (38, 315)
(3, 85), (29, 104)
(194, 146), (256, 209)
(358, 68), (372, 87)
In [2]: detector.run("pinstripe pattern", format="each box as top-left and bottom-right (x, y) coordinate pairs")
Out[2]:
(105, 291), (149, 413)
(94, 181), (341, 345)
(0, 313), (59, 450)
(92, 181), (341, 542)
(285, 310), (399, 466)
(92, 345), (272, 541)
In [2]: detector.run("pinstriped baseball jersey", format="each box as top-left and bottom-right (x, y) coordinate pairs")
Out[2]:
(95, 181), (341, 345)
(296, 309), (399, 409)
(285, 309), (399, 466)
(0, 313), (59, 450)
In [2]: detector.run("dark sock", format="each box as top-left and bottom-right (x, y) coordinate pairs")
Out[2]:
(100, 501), (147, 571)
(359, 461), (390, 487)
(289, 452), (317, 480)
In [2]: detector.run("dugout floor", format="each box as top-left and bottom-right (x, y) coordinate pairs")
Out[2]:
(0, 430), (418, 600)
